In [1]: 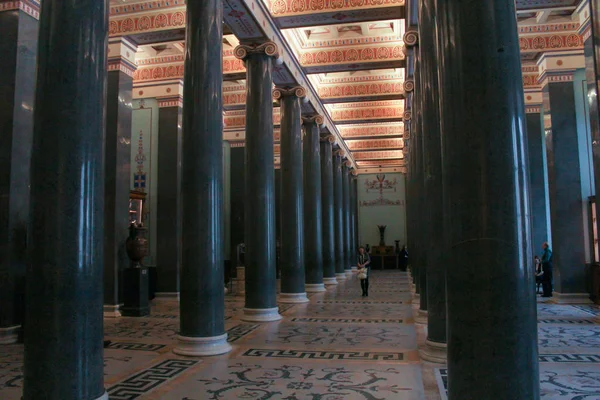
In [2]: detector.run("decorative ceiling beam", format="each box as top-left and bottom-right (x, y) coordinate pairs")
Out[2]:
(328, 101), (404, 124)
(338, 122), (404, 138)
(353, 150), (404, 160)
(300, 43), (405, 74)
(346, 138), (404, 151)
(318, 80), (404, 103)
(264, 0), (405, 29)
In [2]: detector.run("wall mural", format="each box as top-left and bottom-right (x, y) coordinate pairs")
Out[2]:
(360, 174), (403, 207)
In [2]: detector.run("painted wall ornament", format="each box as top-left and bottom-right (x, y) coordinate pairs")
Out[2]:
(360, 174), (403, 207)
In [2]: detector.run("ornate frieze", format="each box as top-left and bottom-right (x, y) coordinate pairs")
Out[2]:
(0, 0), (39, 19)
(109, 9), (186, 36)
(157, 96), (183, 108)
(338, 123), (404, 138)
(318, 81), (404, 101)
(299, 44), (404, 69)
(346, 138), (404, 151)
(519, 34), (583, 52)
(353, 150), (403, 160)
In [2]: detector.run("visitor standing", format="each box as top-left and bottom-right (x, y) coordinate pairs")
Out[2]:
(399, 245), (408, 271)
(357, 246), (371, 297)
(541, 242), (553, 298)
(534, 255), (543, 295)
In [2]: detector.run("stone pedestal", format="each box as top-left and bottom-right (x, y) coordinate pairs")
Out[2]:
(121, 267), (150, 317)
(420, 340), (447, 364)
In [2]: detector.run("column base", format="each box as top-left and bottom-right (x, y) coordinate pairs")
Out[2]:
(351, 266), (358, 272)
(345, 269), (353, 277)
(0, 325), (20, 344)
(415, 309), (428, 324)
(413, 294), (420, 304)
(335, 273), (347, 280)
(95, 391), (108, 400)
(173, 333), (232, 356)
(549, 292), (592, 304)
(242, 307), (282, 322)
(420, 339), (447, 364)
(103, 305), (122, 318)
(279, 292), (310, 303)
(154, 292), (180, 301)
(323, 277), (338, 286)
(305, 283), (327, 292)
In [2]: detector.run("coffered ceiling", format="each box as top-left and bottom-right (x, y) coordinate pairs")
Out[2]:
(109, 0), (588, 174)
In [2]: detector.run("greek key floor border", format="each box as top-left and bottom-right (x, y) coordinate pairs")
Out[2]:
(242, 348), (412, 362)
(290, 317), (405, 324)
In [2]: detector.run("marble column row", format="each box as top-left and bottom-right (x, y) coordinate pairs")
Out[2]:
(406, 0), (540, 398)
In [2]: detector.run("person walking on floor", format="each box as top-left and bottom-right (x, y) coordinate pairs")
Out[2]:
(399, 245), (408, 271)
(357, 246), (371, 297)
(541, 242), (553, 298)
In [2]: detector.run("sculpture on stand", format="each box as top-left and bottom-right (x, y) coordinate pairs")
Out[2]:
(378, 225), (387, 246)
(122, 222), (150, 316)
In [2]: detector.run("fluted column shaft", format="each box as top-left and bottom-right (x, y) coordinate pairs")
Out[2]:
(303, 116), (326, 292)
(24, 1), (108, 399)
(175, 0), (231, 356)
(333, 153), (346, 280)
(320, 137), (337, 285)
(277, 87), (309, 302)
(350, 174), (358, 268)
(236, 42), (281, 322)
(436, 0), (539, 397)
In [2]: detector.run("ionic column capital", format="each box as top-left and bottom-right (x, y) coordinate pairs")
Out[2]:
(403, 79), (415, 92)
(234, 42), (280, 61)
(334, 149), (345, 158)
(403, 110), (412, 121)
(403, 30), (419, 47)
(273, 86), (307, 100)
(320, 134), (336, 144)
(302, 114), (324, 125)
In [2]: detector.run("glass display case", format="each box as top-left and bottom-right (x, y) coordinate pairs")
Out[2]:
(129, 190), (146, 225)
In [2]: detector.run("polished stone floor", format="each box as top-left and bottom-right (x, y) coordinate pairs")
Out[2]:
(1, 270), (600, 399)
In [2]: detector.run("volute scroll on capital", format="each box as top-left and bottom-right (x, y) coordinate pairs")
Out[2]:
(319, 134), (336, 144)
(234, 41), (280, 61)
(335, 149), (346, 158)
(273, 86), (307, 100)
(403, 30), (419, 47)
(302, 114), (325, 126)
(403, 79), (415, 92)
(403, 110), (412, 121)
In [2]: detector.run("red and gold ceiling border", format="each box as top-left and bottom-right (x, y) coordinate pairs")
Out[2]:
(318, 80), (404, 103)
(338, 123), (404, 138)
(0, 0), (40, 19)
(346, 138), (404, 151)
(353, 150), (404, 160)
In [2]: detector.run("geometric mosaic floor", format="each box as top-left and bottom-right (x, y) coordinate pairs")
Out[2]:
(2, 270), (600, 399)
(434, 297), (600, 400)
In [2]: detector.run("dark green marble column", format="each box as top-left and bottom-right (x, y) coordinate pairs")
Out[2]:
(350, 172), (358, 270)
(276, 87), (309, 303)
(103, 38), (136, 319)
(235, 42), (282, 322)
(174, 0), (231, 356)
(156, 99), (183, 297)
(418, 0), (446, 362)
(24, 0), (108, 398)
(321, 136), (338, 286)
(543, 73), (590, 302)
(525, 106), (551, 254)
(303, 115), (326, 292)
(436, 0), (539, 397)
(342, 163), (353, 276)
(0, 6), (38, 344)
(587, 1), (600, 258)
(413, 49), (428, 315)
(333, 152), (347, 281)
(352, 175), (359, 258)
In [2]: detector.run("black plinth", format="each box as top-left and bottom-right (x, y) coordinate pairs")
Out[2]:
(121, 267), (150, 317)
